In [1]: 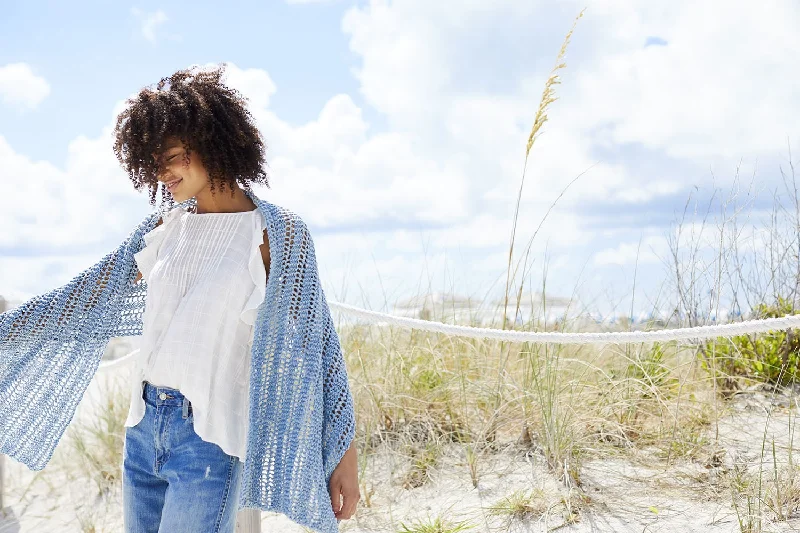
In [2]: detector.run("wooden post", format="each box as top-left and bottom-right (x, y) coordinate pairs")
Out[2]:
(235, 508), (260, 532)
(0, 418), (3, 515)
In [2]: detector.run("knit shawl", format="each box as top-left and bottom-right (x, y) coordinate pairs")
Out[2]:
(0, 188), (356, 533)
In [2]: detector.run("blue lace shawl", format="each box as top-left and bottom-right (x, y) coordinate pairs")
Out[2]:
(0, 188), (356, 533)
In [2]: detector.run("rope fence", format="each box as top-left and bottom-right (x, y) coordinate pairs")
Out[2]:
(328, 303), (800, 343)
(97, 301), (800, 370)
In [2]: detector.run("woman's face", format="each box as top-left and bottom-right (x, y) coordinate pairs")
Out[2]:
(152, 136), (209, 202)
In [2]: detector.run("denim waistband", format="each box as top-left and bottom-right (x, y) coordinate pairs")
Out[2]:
(142, 380), (191, 407)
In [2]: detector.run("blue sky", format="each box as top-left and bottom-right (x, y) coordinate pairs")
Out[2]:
(1, 0), (799, 322)
(0, 1), (366, 162)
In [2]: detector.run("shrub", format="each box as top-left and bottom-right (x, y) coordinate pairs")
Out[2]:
(702, 297), (800, 386)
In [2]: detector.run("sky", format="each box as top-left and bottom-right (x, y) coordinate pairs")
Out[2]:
(1, 0), (799, 322)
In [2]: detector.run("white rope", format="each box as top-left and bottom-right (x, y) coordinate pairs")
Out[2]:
(97, 302), (800, 369)
(98, 348), (140, 370)
(327, 301), (800, 344)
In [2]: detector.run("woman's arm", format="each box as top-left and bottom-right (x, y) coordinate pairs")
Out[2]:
(260, 227), (271, 280)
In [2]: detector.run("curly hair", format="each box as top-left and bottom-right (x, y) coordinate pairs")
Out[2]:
(112, 63), (269, 207)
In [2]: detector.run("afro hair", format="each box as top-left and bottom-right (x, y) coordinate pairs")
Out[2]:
(112, 63), (269, 207)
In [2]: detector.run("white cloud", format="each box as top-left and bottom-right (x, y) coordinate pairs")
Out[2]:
(222, 66), (277, 109)
(0, 127), (153, 302)
(0, 63), (50, 110)
(341, 0), (542, 129)
(0, 127), (149, 251)
(131, 8), (170, 44)
(0, 135), (65, 246)
(593, 236), (669, 267)
(342, 0), (800, 189)
(567, 1), (800, 160)
(207, 62), (469, 229)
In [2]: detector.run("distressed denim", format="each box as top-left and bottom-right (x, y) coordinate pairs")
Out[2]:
(122, 381), (244, 533)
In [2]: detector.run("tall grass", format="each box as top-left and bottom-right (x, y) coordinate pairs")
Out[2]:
(494, 8), (587, 491)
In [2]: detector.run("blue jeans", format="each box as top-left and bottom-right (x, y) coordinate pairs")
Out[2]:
(122, 381), (244, 533)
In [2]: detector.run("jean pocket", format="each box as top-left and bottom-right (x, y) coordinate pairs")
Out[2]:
(182, 399), (193, 419)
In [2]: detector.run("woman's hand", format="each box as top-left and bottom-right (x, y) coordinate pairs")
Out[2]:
(329, 442), (360, 521)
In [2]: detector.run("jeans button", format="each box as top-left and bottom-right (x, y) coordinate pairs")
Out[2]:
(159, 393), (167, 400)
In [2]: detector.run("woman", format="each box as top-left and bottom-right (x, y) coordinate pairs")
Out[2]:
(0, 64), (359, 533)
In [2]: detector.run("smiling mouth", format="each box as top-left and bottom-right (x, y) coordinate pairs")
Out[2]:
(165, 178), (182, 192)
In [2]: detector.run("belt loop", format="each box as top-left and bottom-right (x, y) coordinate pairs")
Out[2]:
(182, 397), (189, 419)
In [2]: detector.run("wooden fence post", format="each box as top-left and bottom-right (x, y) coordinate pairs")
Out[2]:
(235, 508), (261, 532)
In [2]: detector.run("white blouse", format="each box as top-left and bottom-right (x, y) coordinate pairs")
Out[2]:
(124, 204), (268, 461)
